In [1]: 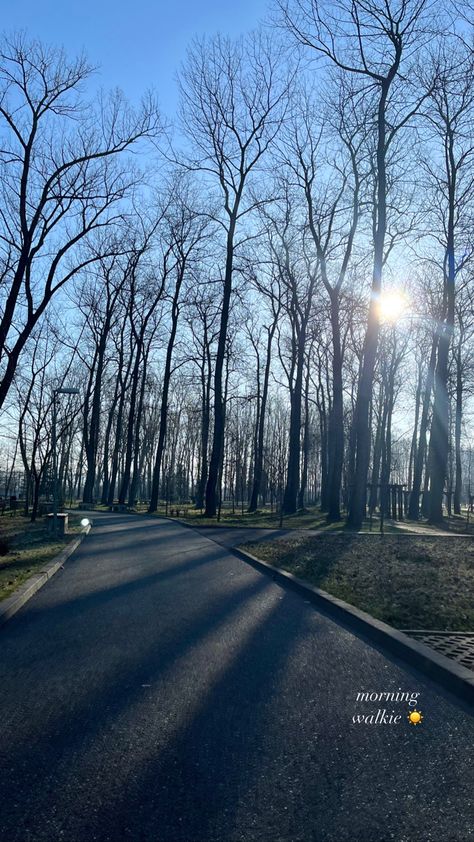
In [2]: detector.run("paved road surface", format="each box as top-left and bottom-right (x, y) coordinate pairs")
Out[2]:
(1, 513), (474, 842)
(188, 524), (294, 548)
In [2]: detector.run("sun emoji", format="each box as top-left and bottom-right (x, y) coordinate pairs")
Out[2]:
(408, 710), (423, 725)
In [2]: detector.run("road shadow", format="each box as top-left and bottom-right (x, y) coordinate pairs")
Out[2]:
(76, 590), (308, 842)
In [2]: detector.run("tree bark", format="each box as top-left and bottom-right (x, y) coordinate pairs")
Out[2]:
(408, 336), (438, 519)
(283, 334), (305, 515)
(326, 290), (344, 520)
(248, 318), (278, 512)
(428, 128), (456, 523)
(298, 356), (311, 511)
(453, 347), (463, 515)
(348, 82), (390, 528)
(205, 219), (238, 516)
(149, 271), (183, 512)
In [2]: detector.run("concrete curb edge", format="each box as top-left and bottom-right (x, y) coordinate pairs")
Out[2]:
(232, 544), (474, 707)
(0, 523), (92, 627)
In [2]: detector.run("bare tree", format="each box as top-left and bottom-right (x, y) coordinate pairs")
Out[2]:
(179, 31), (291, 517)
(247, 293), (281, 513)
(185, 293), (220, 510)
(148, 181), (210, 512)
(452, 281), (474, 513)
(264, 186), (318, 514)
(278, 81), (365, 519)
(117, 233), (169, 506)
(0, 34), (161, 411)
(423, 43), (474, 522)
(279, 0), (433, 527)
(77, 245), (131, 504)
(15, 317), (81, 519)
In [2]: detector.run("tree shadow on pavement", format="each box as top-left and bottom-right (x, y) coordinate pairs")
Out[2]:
(76, 590), (309, 842)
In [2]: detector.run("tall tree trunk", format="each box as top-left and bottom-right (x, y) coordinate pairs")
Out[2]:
(429, 243), (455, 524)
(453, 349), (463, 515)
(379, 381), (394, 518)
(248, 320), (277, 513)
(129, 359), (148, 507)
(297, 356), (311, 511)
(428, 139), (456, 524)
(348, 82), (390, 528)
(408, 361), (423, 495)
(118, 343), (142, 505)
(205, 218), (238, 517)
(326, 291), (344, 521)
(428, 329), (452, 523)
(408, 336), (438, 519)
(369, 386), (384, 513)
(83, 334), (107, 504)
(107, 392), (125, 505)
(31, 471), (42, 523)
(74, 439), (84, 501)
(106, 336), (132, 506)
(149, 267), (183, 512)
(195, 373), (210, 510)
(101, 400), (116, 505)
(283, 337), (304, 514)
(318, 384), (329, 511)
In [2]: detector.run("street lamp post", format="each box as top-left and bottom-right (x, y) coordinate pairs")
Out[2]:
(52, 387), (79, 535)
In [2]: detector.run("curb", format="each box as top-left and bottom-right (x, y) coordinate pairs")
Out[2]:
(232, 545), (474, 708)
(0, 523), (92, 627)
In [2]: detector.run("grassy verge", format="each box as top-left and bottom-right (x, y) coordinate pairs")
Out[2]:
(173, 506), (338, 530)
(240, 533), (474, 631)
(0, 514), (82, 601)
(394, 514), (473, 535)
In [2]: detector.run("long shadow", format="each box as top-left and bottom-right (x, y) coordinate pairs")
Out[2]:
(11, 542), (243, 622)
(81, 521), (187, 540)
(198, 527), (294, 548)
(74, 528), (213, 558)
(79, 590), (309, 842)
(82, 514), (179, 531)
(1, 586), (310, 842)
(76, 522), (205, 555)
(4, 522), (473, 840)
(262, 530), (360, 588)
(233, 531), (474, 719)
(0, 574), (279, 817)
(82, 516), (200, 538)
(73, 535), (200, 559)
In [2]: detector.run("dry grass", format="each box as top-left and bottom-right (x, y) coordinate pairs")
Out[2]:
(78, 501), (473, 535)
(240, 533), (474, 631)
(0, 514), (82, 601)
(130, 503), (403, 532)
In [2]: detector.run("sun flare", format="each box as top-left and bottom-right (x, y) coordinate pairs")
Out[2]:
(376, 290), (409, 323)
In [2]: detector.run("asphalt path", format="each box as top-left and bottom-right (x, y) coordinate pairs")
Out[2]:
(1, 512), (474, 842)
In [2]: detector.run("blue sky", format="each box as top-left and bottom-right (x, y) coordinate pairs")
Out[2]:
(2, 0), (271, 117)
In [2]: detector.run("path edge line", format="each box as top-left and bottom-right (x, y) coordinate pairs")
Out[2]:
(0, 523), (92, 627)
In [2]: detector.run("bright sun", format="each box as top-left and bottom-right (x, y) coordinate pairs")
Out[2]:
(408, 710), (424, 725)
(376, 290), (409, 323)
